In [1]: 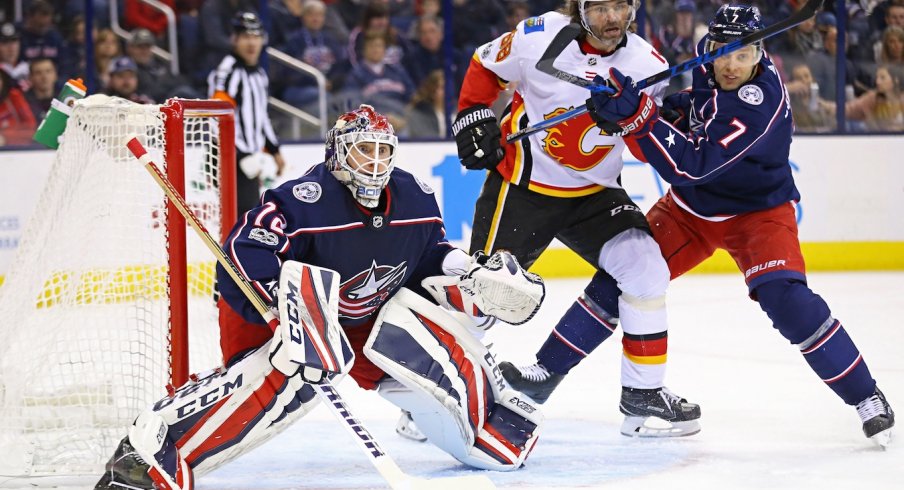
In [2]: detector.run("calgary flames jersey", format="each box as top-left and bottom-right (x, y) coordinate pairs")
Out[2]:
(459, 12), (669, 196)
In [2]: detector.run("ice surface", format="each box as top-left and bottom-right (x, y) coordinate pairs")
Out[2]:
(3, 273), (901, 489)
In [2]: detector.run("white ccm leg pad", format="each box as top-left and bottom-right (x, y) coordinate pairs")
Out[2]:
(127, 339), (354, 489)
(365, 289), (543, 471)
(270, 261), (352, 383)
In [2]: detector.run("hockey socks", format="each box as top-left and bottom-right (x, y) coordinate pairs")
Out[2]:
(756, 279), (876, 405)
(536, 271), (620, 374)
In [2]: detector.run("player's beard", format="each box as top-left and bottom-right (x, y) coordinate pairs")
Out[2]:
(586, 19), (627, 52)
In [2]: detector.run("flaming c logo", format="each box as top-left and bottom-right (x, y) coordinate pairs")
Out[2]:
(542, 107), (615, 171)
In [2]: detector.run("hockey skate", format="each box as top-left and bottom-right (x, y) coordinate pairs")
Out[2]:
(619, 386), (701, 438)
(395, 409), (428, 442)
(856, 387), (894, 448)
(94, 437), (153, 490)
(498, 361), (564, 404)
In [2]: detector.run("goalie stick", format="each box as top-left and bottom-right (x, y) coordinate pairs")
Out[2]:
(125, 136), (497, 490)
(506, 0), (824, 143)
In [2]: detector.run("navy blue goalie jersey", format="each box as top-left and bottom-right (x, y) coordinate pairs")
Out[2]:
(216, 163), (455, 328)
(630, 37), (801, 218)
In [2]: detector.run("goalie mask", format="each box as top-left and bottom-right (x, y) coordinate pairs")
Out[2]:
(705, 5), (765, 69)
(325, 104), (398, 208)
(574, 0), (636, 49)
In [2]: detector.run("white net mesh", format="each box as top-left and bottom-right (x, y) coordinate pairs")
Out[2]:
(0, 95), (228, 477)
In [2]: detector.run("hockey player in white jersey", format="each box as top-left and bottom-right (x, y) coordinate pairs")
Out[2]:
(452, 0), (701, 437)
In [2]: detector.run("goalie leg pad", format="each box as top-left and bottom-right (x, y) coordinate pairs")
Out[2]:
(130, 339), (346, 482)
(367, 289), (540, 470)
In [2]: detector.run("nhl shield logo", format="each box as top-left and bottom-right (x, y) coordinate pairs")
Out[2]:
(293, 182), (322, 203)
(369, 215), (385, 230)
(738, 84), (764, 106)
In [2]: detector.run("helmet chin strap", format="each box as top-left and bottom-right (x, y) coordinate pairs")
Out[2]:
(331, 170), (382, 208)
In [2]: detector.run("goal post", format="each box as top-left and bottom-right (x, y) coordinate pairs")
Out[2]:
(0, 95), (236, 478)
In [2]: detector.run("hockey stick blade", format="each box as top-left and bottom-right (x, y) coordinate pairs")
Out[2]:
(124, 135), (496, 490)
(507, 0), (824, 143)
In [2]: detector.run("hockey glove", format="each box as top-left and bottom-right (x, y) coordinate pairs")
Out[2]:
(585, 68), (659, 137)
(661, 91), (691, 133)
(452, 104), (505, 170)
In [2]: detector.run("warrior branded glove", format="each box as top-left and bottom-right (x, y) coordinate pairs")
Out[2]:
(661, 91), (691, 133)
(452, 104), (505, 170)
(585, 67), (659, 137)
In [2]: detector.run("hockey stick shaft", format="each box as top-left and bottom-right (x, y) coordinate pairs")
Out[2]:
(507, 0), (824, 143)
(125, 136), (495, 490)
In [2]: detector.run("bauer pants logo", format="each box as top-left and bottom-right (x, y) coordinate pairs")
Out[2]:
(745, 259), (787, 278)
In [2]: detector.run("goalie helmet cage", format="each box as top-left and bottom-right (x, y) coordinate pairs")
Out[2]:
(0, 96), (236, 479)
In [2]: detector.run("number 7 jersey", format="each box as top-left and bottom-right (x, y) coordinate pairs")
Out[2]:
(458, 11), (669, 197)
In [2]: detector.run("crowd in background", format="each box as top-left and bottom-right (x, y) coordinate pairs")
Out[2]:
(0, 0), (901, 145)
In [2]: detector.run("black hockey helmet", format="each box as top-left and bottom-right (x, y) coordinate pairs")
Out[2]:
(232, 11), (264, 36)
(706, 5), (765, 66)
(708, 5), (765, 43)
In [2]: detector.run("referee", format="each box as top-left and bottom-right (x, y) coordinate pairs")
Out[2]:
(208, 11), (285, 215)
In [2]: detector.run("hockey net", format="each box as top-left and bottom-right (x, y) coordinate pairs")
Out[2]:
(0, 95), (236, 478)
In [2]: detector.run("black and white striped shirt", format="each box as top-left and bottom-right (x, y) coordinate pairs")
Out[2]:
(208, 54), (279, 155)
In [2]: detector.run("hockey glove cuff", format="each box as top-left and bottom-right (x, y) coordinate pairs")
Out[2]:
(452, 104), (505, 170)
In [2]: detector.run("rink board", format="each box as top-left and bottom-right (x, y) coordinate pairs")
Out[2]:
(1, 135), (902, 280)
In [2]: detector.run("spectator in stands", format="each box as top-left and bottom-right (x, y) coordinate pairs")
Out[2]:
(105, 56), (154, 104)
(344, 31), (414, 123)
(808, 25), (862, 100)
(785, 63), (835, 132)
(94, 28), (122, 89)
(404, 68), (445, 138)
(658, 0), (699, 91)
(417, 0), (441, 18)
(126, 28), (199, 102)
(19, 1), (63, 65)
(0, 23), (27, 85)
(403, 15), (462, 89)
(347, 2), (408, 68)
(770, 5), (823, 65)
(856, 1), (904, 62)
(450, 0), (507, 54)
(281, 0), (346, 109)
(268, 0), (304, 49)
(878, 25), (904, 65)
(842, 65), (904, 131)
(23, 57), (57, 120)
(123, 0), (202, 39)
(58, 15), (86, 80)
(0, 69), (36, 146)
(505, 1), (531, 31)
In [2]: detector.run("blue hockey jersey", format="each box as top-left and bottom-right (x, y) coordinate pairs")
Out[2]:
(216, 163), (455, 329)
(629, 37), (801, 218)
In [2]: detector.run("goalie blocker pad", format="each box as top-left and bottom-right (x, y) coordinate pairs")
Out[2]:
(126, 336), (355, 488)
(364, 288), (543, 471)
(271, 260), (352, 382)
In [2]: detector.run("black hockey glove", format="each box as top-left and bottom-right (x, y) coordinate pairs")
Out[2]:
(452, 104), (505, 170)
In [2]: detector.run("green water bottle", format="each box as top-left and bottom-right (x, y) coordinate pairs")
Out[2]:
(33, 78), (87, 149)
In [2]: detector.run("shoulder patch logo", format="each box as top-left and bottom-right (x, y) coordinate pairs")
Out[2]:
(524, 16), (545, 34)
(414, 176), (434, 194)
(293, 182), (322, 203)
(249, 227), (279, 246)
(738, 84), (764, 106)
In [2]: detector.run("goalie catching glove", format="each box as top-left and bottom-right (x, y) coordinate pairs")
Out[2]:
(423, 250), (545, 326)
(586, 67), (659, 137)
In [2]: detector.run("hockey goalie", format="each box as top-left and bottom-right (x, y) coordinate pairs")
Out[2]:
(95, 105), (546, 489)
